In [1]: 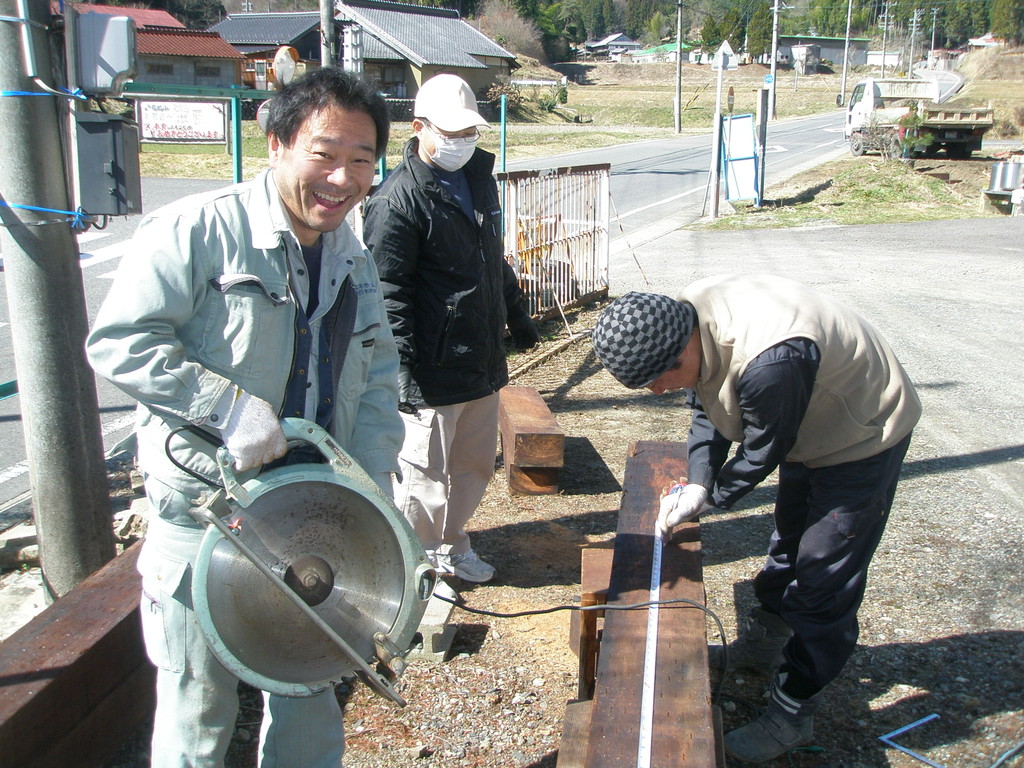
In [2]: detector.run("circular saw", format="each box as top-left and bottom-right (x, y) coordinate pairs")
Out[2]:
(189, 419), (435, 705)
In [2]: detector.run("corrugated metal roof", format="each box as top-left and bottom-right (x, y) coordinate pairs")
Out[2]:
(60, 2), (186, 29)
(338, 0), (515, 69)
(209, 5), (512, 68)
(209, 12), (320, 46)
(137, 27), (245, 60)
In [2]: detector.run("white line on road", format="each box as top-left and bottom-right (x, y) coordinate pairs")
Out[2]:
(78, 241), (128, 269)
(617, 185), (705, 219)
(0, 413), (135, 488)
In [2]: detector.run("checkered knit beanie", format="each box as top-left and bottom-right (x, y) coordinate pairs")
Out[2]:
(592, 293), (695, 389)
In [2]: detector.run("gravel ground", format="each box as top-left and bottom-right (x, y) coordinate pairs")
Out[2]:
(49, 169), (1024, 768)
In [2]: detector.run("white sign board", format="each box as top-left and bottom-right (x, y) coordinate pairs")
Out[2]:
(722, 113), (759, 203)
(711, 39), (738, 71)
(138, 101), (227, 144)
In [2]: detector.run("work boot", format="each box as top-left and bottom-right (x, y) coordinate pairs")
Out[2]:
(724, 673), (822, 763)
(710, 606), (793, 672)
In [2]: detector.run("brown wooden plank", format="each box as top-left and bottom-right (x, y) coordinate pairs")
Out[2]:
(507, 464), (560, 495)
(584, 441), (715, 768)
(498, 386), (565, 468)
(557, 700), (594, 768)
(0, 541), (151, 768)
(575, 547), (613, 700)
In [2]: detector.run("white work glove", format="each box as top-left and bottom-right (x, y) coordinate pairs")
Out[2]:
(657, 482), (710, 538)
(219, 391), (288, 472)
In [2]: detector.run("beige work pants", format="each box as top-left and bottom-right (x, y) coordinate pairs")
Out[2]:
(392, 393), (499, 556)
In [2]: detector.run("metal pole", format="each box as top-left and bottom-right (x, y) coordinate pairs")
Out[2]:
(709, 62), (724, 219)
(768, 0), (780, 119)
(500, 93), (507, 172)
(0, 1), (115, 597)
(231, 96), (243, 183)
(674, 0), (682, 133)
(839, 0), (854, 105)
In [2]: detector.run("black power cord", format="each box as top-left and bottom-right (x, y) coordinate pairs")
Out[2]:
(433, 592), (731, 704)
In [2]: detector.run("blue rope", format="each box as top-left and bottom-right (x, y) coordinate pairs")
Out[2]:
(0, 87), (87, 100)
(0, 202), (91, 230)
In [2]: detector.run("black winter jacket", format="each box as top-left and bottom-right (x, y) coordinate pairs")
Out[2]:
(361, 139), (531, 408)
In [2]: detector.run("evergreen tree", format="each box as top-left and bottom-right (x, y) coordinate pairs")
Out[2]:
(588, 0), (608, 38)
(603, 0), (617, 31)
(990, 0), (1022, 43)
(701, 12), (723, 45)
(625, 0), (655, 38)
(747, 1), (772, 57)
(720, 6), (744, 45)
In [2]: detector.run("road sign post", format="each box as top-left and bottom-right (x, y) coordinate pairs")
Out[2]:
(707, 40), (737, 219)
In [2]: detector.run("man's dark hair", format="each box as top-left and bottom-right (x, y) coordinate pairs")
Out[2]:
(265, 68), (389, 159)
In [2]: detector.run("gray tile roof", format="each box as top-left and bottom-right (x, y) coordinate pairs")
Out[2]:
(209, 12), (320, 46)
(338, 0), (515, 69)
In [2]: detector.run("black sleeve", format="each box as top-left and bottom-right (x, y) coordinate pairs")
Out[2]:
(686, 390), (733, 489)
(697, 338), (820, 509)
(362, 194), (420, 367)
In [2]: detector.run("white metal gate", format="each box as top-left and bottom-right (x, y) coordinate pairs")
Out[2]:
(498, 163), (610, 318)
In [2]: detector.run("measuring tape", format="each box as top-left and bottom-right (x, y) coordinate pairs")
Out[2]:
(637, 526), (664, 768)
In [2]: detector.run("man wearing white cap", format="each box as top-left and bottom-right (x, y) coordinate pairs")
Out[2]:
(362, 74), (539, 583)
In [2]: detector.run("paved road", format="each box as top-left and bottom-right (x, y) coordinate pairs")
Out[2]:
(612, 214), (1024, 638)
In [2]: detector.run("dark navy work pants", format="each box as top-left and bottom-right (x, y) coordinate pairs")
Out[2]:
(754, 433), (913, 697)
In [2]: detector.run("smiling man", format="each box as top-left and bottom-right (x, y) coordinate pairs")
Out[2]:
(592, 277), (921, 763)
(86, 69), (402, 768)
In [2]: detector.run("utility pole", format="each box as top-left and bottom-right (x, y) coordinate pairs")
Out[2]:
(0, 1), (115, 596)
(768, 0), (780, 119)
(320, 0), (334, 67)
(908, 7), (923, 74)
(839, 0), (854, 105)
(930, 7), (939, 59)
(880, 1), (890, 77)
(674, 0), (683, 133)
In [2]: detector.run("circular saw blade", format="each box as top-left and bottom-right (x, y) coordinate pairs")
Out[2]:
(194, 475), (407, 694)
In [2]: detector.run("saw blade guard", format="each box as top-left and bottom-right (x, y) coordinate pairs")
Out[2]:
(191, 419), (435, 699)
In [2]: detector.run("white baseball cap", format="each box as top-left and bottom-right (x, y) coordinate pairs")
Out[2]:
(413, 74), (490, 132)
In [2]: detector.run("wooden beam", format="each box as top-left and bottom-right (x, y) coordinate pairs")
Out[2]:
(0, 541), (154, 768)
(584, 440), (715, 768)
(498, 386), (565, 495)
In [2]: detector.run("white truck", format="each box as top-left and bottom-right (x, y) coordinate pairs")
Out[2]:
(844, 77), (994, 159)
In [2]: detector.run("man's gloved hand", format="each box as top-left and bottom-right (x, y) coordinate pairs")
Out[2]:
(657, 482), (710, 538)
(220, 391), (288, 472)
(508, 313), (541, 350)
(397, 367), (418, 414)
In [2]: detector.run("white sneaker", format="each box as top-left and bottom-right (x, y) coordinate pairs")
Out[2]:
(435, 550), (495, 583)
(431, 579), (459, 602)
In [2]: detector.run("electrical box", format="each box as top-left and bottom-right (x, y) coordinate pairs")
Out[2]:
(75, 112), (142, 216)
(75, 13), (137, 96)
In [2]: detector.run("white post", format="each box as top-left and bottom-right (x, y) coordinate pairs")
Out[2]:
(674, 0), (683, 133)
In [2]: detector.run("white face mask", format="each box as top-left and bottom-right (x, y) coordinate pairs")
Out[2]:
(425, 126), (477, 172)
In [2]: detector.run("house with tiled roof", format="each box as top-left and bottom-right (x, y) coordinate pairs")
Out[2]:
(53, 3), (243, 89)
(211, 2), (516, 99)
(209, 12), (333, 90)
(54, 2), (185, 29)
(337, 0), (517, 98)
(136, 27), (245, 88)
